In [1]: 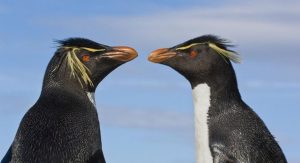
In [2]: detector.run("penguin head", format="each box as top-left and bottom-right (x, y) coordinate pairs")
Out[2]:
(148, 35), (240, 85)
(45, 38), (138, 92)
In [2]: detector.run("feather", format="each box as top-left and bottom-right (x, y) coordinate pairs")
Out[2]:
(208, 43), (241, 63)
(176, 41), (241, 63)
(64, 47), (97, 88)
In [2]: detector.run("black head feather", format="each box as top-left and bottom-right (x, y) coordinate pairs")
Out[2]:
(173, 35), (240, 63)
(174, 34), (234, 50)
(56, 38), (108, 49)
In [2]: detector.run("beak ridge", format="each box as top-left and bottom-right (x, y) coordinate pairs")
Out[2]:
(103, 46), (138, 62)
(148, 48), (176, 63)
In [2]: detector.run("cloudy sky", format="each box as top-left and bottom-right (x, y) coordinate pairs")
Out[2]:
(0, 0), (299, 162)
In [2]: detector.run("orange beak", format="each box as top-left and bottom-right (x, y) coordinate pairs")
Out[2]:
(148, 48), (176, 63)
(103, 46), (138, 62)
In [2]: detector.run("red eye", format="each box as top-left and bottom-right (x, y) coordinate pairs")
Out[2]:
(82, 55), (90, 62)
(190, 50), (197, 59)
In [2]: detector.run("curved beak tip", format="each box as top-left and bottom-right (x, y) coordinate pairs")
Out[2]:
(148, 48), (175, 63)
(147, 55), (153, 62)
(110, 46), (138, 62)
(147, 54), (159, 63)
(147, 52), (156, 62)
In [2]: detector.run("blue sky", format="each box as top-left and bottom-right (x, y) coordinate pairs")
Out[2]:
(0, 0), (299, 162)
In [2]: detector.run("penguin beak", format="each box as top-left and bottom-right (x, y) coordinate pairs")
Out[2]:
(102, 46), (138, 62)
(148, 48), (176, 63)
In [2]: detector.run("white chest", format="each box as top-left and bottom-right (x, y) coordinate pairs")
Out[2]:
(192, 83), (213, 163)
(86, 92), (96, 106)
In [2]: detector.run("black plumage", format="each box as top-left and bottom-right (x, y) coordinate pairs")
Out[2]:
(148, 35), (287, 163)
(1, 38), (137, 163)
(57, 38), (110, 49)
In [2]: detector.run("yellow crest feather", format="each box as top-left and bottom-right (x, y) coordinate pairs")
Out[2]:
(175, 43), (204, 50)
(176, 42), (241, 63)
(208, 43), (241, 63)
(64, 47), (100, 88)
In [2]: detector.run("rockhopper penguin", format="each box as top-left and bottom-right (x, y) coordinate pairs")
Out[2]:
(148, 35), (286, 163)
(1, 38), (138, 163)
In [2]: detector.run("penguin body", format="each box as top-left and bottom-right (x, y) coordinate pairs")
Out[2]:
(148, 35), (286, 163)
(1, 38), (137, 163)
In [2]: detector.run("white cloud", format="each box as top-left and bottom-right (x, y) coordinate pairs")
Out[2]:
(37, 1), (300, 47)
(99, 106), (193, 131)
(190, 1), (300, 16)
(289, 158), (300, 163)
(103, 79), (187, 90)
(244, 80), (300, 89)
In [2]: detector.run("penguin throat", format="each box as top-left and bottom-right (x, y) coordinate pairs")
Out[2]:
(86, 92), (96, 106)
(192, 83), (213, 163)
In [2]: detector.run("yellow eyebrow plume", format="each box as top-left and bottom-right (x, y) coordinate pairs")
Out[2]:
(208, 43), (241, 63)
(63, 47), (98, 88)
(176, 42), (241, 63)
(175, 43), (205, 50)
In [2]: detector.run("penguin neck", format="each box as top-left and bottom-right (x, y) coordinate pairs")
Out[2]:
(190, 65), (241, 163)
(40, 57), (106, 108)
(190, 63), (242, 115)
(42, 78), (90, 96)
(41, 72), (98, 109)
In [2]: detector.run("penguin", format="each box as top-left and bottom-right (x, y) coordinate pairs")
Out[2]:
(1, 38), (138, 163)
(148, 35), (287, 163)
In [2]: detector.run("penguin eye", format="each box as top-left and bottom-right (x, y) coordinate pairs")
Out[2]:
(190, 50), (198, 59)
(82, 55), (90, 62)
